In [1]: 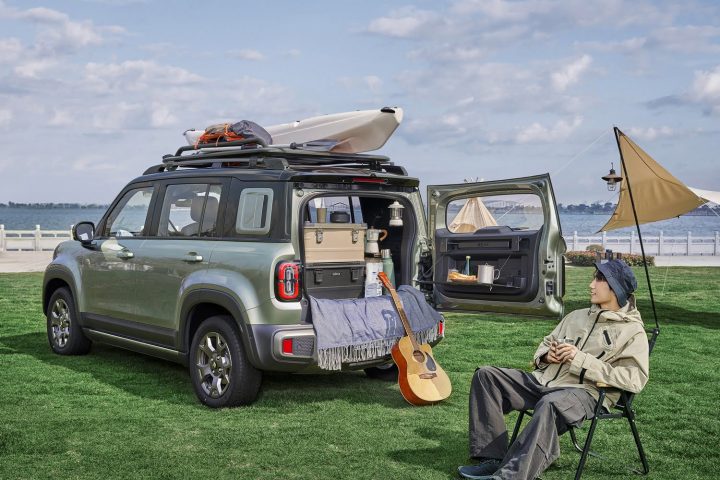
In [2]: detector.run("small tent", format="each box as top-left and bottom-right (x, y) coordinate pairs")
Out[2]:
(448, 197), (497, 233)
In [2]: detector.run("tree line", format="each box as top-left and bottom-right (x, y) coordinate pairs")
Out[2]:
(1, 201), (717, 216)
(0, 202), (109, 209)
(558, 202), (720, 216)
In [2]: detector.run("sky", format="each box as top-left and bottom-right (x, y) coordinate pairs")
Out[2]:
(0, 0), (719, 205)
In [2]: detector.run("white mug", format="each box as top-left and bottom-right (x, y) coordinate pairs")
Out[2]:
(477, 264), (500, 285)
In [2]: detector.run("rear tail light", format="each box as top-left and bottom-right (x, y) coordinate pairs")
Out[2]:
(275, 261), (301, 301)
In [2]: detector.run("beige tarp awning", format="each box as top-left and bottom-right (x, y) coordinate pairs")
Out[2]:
(600, 128), (707, 232)
(449, 197), (497, 233)
(689, 187), (720, 205)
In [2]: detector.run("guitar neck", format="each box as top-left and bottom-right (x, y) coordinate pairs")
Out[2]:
(378, 273), (420, 351)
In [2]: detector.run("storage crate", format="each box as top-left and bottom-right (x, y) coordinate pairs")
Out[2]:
(304, 262), (366, 299)
(303, 223), (366, 263)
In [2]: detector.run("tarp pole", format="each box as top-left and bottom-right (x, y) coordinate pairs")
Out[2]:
(614, 127), (660, 334)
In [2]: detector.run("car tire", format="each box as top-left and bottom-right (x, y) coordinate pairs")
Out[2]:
(189, 315), (262, 408)
(364, 362), (399, 381)
(46, 287), (91, 355)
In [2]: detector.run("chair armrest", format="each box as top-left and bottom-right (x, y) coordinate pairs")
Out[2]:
(596, 382), (636, 411)
(596, 381), (621, 392)
(596, 381), (629, 391)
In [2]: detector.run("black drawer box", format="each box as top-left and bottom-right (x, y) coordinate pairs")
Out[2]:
(304, 262), (366, 299)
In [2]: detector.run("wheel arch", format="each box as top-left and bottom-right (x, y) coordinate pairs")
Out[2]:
(43, 267), (79, 317)
(179, 290), (260, 368)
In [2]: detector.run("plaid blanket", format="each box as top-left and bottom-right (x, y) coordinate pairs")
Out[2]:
(309, 286), (443, 371)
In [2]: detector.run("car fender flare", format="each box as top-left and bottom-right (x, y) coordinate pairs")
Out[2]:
(178, 289), (260, 368)
(43, 265), (82, 323)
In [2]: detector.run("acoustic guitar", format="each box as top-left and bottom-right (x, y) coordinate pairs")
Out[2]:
(377, 272), (452, 406)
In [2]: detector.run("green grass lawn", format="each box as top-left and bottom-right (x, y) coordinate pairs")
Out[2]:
(1, 267), (719, 479)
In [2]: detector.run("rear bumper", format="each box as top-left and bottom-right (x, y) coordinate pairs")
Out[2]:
(248, 323), (444, 373)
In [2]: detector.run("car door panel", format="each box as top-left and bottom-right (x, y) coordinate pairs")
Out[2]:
(131, 239), (215, 330)
(433, 227), (541, 303)
(82, 184), (158, 323)
(82, 238), (147, 321)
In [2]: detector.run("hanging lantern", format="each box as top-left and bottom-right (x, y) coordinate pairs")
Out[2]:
(388, 200), (404, 227)
(601, 163), (623, 191)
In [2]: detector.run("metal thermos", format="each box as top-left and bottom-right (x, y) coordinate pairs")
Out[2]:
(381, 249), (394, 292)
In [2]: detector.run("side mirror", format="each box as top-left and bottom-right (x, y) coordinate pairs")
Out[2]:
(72, 222), (95, 245)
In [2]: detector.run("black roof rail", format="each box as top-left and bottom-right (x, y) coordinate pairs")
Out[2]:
(143, 135), (407, 176)
(143, 164), (166, 175)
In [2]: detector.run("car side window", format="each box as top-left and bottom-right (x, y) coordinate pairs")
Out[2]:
(157, 183), (222, 237)
(105, 187), (155, 237)
(236, 188), (273, 235)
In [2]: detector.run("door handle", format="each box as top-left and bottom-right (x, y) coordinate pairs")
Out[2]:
(183, 252), (203, 263)
(116, 250), (134, 259)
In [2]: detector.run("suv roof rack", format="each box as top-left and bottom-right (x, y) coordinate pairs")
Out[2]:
(143, 136), (408, 176)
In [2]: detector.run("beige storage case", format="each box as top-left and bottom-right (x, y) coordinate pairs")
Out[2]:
(304, 223), (366, 263)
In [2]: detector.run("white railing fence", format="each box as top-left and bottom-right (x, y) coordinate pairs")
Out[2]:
(566, 230), (720, 256)
(1, 225), (719, 256)
(0, 225), (73, 252)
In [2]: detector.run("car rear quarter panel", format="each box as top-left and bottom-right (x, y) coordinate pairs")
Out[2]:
(199, 241), (302, 326)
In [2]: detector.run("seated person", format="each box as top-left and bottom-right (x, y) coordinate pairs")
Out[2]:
(458, 259), (649, 480)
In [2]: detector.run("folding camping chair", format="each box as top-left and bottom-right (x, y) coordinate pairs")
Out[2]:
(509, 328), (659, 480)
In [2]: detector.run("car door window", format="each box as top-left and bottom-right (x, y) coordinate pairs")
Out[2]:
(105, 187), (154, 237)
(446, 193), (544, 233)
(157, 183), (222, 237)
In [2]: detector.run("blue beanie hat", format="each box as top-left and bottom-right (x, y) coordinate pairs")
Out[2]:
(594, 259), (637, 307)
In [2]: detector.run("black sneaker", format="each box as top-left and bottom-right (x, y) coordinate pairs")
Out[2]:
(457, 459), (501, 479)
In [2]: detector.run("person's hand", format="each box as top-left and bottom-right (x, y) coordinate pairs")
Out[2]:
(543, 341), (564, 364)
(555, 343), (579, 364)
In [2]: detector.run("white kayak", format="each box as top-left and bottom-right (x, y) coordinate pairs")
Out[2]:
(183, 107), (403, 154)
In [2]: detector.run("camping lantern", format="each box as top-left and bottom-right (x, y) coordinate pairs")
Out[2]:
(388, 201), (404, 227)
(602, 163), (623, 191)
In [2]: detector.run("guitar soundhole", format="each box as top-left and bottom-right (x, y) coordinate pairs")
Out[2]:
(413, 350), (438, 373)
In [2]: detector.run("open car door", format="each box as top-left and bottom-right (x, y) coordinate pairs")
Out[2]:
(427, 174), (566, 317)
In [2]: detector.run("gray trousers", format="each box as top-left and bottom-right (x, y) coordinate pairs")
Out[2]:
(469, 366), (598, 480)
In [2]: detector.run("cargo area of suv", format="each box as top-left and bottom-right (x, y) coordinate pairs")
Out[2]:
(298, 193), (417, 301)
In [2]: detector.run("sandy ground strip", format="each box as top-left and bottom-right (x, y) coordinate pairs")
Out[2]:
(0, 252), (54, 273)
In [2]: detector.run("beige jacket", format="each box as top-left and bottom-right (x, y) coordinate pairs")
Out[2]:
(531, 295), (649, 408)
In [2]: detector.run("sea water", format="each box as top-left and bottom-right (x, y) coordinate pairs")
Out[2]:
(1, 208), (719, 237)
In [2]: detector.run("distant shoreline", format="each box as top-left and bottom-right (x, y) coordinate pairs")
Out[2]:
(6, 204), (719, 216)
(560, 212), (720, 217)
(0, 204), (109, 209)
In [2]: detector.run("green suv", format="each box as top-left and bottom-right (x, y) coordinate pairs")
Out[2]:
(43, 138), (566, 407)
